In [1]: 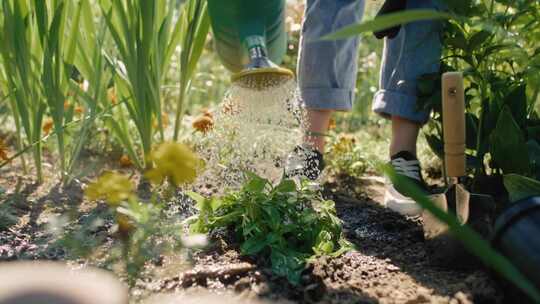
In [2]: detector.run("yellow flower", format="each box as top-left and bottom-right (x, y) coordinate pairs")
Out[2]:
(331, 134), (356, 154)
(85, 171), (135, 205)
(145, 142), (202, 186)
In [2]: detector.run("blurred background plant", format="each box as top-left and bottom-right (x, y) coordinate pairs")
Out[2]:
(418, 0), (540, 191)
(49, 142), (206, 287)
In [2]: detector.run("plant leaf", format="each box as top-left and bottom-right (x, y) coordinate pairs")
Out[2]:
(490, 106), (530, 174)
(504, 174), (540, 203)
(321, 10), (452, 40)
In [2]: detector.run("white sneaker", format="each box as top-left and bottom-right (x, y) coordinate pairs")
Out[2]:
(384, 151), (428, 216)
(384, 183), (423, 216)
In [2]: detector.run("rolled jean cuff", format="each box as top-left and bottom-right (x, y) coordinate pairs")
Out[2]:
(301, 87), (354, 111)
(372, 89), (429, 124)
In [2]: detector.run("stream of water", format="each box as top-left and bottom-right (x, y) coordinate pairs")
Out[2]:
(193, 79), (306, 194)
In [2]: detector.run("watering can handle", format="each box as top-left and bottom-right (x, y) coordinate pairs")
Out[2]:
(442, 72), (466, 178)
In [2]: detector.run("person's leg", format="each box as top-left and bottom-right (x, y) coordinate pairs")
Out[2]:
(373, 0), (444, 214)
(298, 0), (365, 154)
(390, 116), (420, 157)
(305, 110), (333, 152)
(373, 0), (443, 157)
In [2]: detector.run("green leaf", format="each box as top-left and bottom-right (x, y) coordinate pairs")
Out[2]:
(275, 179), (296, 193)
(465, 113), (479, 150)
(527, 140), (540, 170)
(468, 30), (491, 51)
(504, 84), (527, 128)
(270, 250), (305, 285)
(244, 172), (268, 193)
(446, 30), (468, 51)
(504, 174), (540, 203)
(490, 106), (530, 174)
(186, 191), (205, 208)
(241, 235), (269, 255)
(322, 10), (452, 40)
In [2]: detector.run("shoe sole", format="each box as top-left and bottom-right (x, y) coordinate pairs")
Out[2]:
(384, 187), (422, 216)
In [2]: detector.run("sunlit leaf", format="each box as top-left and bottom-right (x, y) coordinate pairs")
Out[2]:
(322, 10), (452, 40)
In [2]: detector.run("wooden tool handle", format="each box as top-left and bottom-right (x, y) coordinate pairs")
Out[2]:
(442, 72), (466, 178)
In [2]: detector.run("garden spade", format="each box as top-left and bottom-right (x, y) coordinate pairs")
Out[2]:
(422, 72), (495, 266)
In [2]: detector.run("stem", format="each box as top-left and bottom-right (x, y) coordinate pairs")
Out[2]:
(34, 143), (43, 184)
(173, 82), (187, 141)
(475, 78), (487, 176)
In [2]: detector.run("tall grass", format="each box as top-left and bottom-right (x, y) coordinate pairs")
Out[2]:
(101, 0), (209, 169)
(0, 0), (48, 183)
(0, 1), (110, 183)
(173, 0), (210, 140)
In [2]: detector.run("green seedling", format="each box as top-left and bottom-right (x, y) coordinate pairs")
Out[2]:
(187, 172), (352, 285)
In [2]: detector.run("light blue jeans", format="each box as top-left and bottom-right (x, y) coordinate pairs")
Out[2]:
(298, 0), (443, 124)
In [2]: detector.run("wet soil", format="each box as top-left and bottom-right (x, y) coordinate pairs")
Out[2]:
(0, 164), (503, 304)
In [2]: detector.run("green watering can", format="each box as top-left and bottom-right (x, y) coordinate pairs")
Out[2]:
(206, 0), (294, 89)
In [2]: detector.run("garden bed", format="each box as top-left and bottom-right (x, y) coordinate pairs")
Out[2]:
(0, 161), (502, 304)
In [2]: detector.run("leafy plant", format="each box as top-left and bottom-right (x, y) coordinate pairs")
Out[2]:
(0, 0), (112, 183)
(418, 1), (540, 180)
(188, 173), (352, 285)
(0, 0), (48, 182)
(326, 133), (369, 178)
(173, 0), (210, 140)
(101, 0), (210, 169)
(83, 142), (205, 286)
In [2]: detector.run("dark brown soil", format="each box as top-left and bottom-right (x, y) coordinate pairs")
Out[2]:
(0, 163), (503, 304)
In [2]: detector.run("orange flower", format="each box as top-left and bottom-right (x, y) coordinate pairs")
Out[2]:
(107, 87), (117, 105)
(203, 109), (213, 119)
(43, 118), (54, 135)
(0, 139), (9, 161)
(75, 106), (84, 115)
(119, 154), (133, 167)
(192, 115), (214, 133)
(64, 100), (71, 111)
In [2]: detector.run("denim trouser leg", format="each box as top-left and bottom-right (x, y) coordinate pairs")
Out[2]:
(298, 0), (365, 111)
(372, 0), (443, 124)
(299, 0), (443, 123)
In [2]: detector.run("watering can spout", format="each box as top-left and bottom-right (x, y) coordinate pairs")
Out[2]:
(232, 35), (294, 90)
(206, 0), (294, 90)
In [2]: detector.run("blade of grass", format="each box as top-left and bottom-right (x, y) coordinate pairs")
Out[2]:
(321, 10), (452, 40)
(173, 0), (210, 140)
